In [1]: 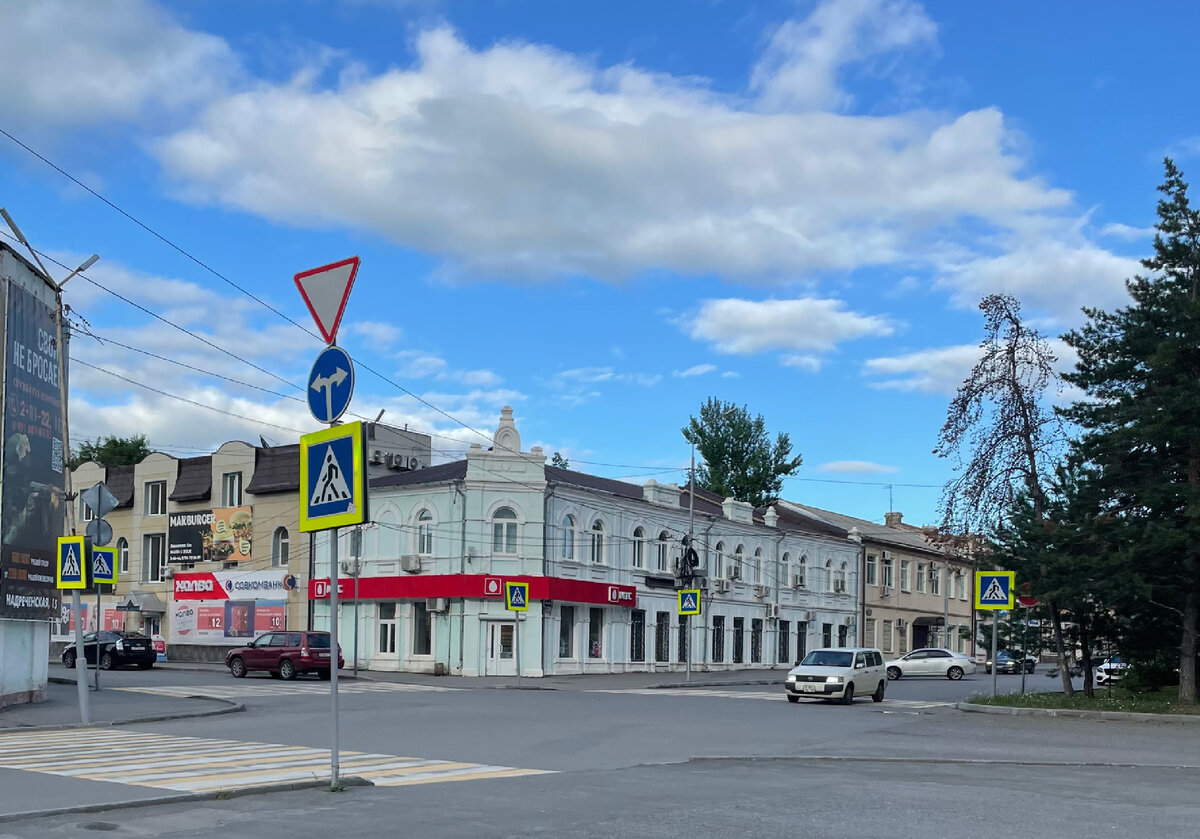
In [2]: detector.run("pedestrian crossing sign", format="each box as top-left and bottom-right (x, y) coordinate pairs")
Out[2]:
(975, 571), (1014, 610)
(299, 421), (369, 533)
(505, 581), (529, 612)
(57, 536), (86, 589)
(678, 589), (701, 616)
(91, 546), (117, 585)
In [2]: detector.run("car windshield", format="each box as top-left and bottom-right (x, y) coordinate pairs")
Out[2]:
(800, 651), (853, 667)
(307, 633), (331, 648)
(996, 652), (1015, 661)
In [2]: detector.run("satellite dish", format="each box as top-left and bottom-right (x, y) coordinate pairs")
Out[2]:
(86, 518), (113, 547)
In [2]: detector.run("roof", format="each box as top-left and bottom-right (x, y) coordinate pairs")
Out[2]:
(544, 466), (643, 500)
(768, 503), (851, 540)
(105, 465), (135, 509)
(169, 456), (211, 502)
(245, 444), (300, 495)
(782, 501), (946, 555)
(679, 488), (725, 518)
(371, 460), (467, 489)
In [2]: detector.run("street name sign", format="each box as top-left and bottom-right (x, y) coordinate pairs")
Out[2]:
(299, 421), (368, 533)
(505, 582), (529, 611)
(57, 536), (85, 589)
(307, 345), (355, 424)
(975, 571), (1015, 610)
(294, 256), (360, 345)
(91, 546), (117, 585)
(678, 589), (700, 615)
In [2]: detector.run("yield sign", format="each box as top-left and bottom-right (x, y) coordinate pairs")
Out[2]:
(294, 256), (360, 344)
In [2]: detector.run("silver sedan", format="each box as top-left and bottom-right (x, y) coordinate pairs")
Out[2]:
(885, 648), (977, 681)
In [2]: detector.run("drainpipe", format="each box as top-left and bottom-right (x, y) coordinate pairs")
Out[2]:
(455, 479), (466, 673)
(773, 530), (785, 667)
(850, 531), (866, 648)
(542, 483), (556, 677)
(700, 518), (715, 669)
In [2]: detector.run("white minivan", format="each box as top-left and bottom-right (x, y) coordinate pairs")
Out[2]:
(784, 647), (887, 705)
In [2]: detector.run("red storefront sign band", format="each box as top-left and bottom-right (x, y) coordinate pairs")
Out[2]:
(308, 574), (637, 609)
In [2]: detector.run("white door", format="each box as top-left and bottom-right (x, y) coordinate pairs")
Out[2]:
(485, 622), (517, 676)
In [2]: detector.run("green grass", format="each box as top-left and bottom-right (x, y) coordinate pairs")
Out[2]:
(969, 689), (1200, 715)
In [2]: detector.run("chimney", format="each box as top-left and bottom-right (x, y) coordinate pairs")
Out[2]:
(764, 506), (778, 528)
(884, 511), (903, 528)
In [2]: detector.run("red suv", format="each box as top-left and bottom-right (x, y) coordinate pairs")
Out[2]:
(226, 631), (344, 680)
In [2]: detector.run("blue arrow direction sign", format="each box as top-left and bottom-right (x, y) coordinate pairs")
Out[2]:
(307, 345), (355, 424)
(505, 582), (529, 611)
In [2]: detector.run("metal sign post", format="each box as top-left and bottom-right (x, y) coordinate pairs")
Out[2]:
(991, 612), (999, 697)
(57, 536), (88, 723)
(505, 582), (529, 687)
(329, 528), (340, 786)
(974, 571), (1014, 698)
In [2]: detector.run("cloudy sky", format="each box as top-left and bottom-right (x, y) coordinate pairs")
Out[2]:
(1, 0), (1195, 526)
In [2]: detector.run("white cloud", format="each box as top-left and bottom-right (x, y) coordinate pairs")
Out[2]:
(689, 297), (893, 355)
(720, 371), (741, 378)
(550, 367), (661, 387)
(395, 351), (449, 379)
(818, 460), (900, 475)
(781, 354), (822, 372)
(751, 0), (937, 112)
(862, 344), (981, 394)
(458, 369), (503, 387)
(345, 320), (402, 349)
(1099, 222), (1154, 241)
(674, 364), (716, 378)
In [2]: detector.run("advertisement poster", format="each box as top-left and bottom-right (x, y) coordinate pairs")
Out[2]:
(168, 506), (252, 564)
(52, 601), (126, 639)
(0, 283), (64, 621)
(170, 568), (293, 645)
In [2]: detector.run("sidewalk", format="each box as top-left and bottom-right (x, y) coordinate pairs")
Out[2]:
(0, 681), (237, 731)
(356, 666), (790, 691)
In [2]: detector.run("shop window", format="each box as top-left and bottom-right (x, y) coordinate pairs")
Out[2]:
(778, 619), (790, 664)
(630, 610), (645, 662)
(750, 619), (763, 663)
(732, 617), (744, 664)
(588, 608), (603, 658)
(378, 603), (397, 654)
(559, 605), (575, 657)
(412, 602), (432, 656)
(796, 622), (808, 661)
(677, 614), (689, 663)
(654, 611), (670, 662)
(712, 615), (725, 663)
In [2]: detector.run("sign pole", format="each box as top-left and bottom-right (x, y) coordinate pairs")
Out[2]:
(94, 586), (102, 691)
(515, 612), (522, 688)
(1020, 607), (1029, 695)
(329, 526), (340, 789)
(72, 590), (89, 722)
(991, 611), (999, 697)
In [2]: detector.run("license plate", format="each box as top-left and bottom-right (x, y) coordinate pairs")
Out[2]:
(801, 683), (817, 693)
(317, 652), (329, 658)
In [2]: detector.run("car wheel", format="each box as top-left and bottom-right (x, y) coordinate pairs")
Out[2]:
(839, 683), (855, 705)
(786, 694), (800, 703)
(99, 652), (115, 671)
(279, 659), (297, 681)
(229, 656), (247, 678)
(872, 681), (886, 702)
(63, 651), (77, 669)
(886, 666), (901, 680)
(947, 666), (964, 681)
(318, 670), (331, 681)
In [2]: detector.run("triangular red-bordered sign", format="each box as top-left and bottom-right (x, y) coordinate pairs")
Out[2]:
(294, 256), (360, 345)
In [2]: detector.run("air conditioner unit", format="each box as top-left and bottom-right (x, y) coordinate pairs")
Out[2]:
(340, 560), (356, 576)
(425, 597), (448, 613)
(805, 610), (817, 621)
(766, 604), (780, 619)
(755, 584), (769, 599)
(714, 579), (730, 594)
(370, 449), (384, 465)
(791, 574), (805, 589)
(400, 555), (422, 573)
(409, 457), (421, 470)
(728, 566), (741, 581)
(882, 550), (891, 560)
(163, 567), (174, 578)
(844, 616), (855, 627)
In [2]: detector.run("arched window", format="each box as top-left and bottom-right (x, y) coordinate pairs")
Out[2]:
(714, 542), (725, 580)
(656, 531), (670, 572)
(632, 527), (645, 569)
(562, 515), (575, 560)
(417, 510), (434, 556)
(272, 527), (289, 567)
(781, 552), (790, 587)
(733, 545), (744, 580)
(117, 537), (129, 574)
(838, 561), (848, 592)
(752, 547), (763, 585)
(797, 555), (807, 588)
(825, 559), (834, 592)
(590, 519), (605, 564)
(492, 507), (518, 555)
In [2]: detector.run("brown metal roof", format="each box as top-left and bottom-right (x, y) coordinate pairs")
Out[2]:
(545, 465), (643, 500)
(104, 465), (135, 508)
(169, 456), (211, 502)
(245, 444), (300, 495)
(371, 460), (467, 488)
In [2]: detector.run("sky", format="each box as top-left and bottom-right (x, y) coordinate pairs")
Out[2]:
(1, 0), (1197, 528)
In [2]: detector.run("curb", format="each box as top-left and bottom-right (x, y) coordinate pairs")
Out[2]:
(1, 695), (245, 734)
(686, 754), (1200, 769)
(648, 679), (782, 689)
(1, 775), (372, 823)
(957, 701), (1200, 724)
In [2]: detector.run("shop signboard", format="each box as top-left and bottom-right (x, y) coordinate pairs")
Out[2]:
(170, 568), (295, 645)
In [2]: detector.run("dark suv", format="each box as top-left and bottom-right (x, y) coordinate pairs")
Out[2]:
(226, 631), (344, 680)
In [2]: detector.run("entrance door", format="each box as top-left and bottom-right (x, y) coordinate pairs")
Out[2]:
(485, 622), (516, 676)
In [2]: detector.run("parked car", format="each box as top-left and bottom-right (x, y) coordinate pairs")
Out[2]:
(61, 631), (156, 670)
(225, 631), (344, 680)
(1095, 655), (1130, 686)
(885, 648), (977, 681)
(985, 650), (1036, 675)
(784, 648), (887, 705)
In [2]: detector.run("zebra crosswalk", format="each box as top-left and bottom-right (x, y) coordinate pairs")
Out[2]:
(115, 680), (461, 701)
(0, 728), (548, 793)
(588, 687), (952, 709)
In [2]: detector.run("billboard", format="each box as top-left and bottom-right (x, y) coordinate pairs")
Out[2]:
(168, 506), (253, 564)
(0, 283), (64, 620)
(170, 568), (294, 645)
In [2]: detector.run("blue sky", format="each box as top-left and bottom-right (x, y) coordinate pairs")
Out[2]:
(2, 0), (1197, 527)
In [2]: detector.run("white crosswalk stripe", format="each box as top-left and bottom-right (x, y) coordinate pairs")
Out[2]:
(588, 687), (952, 709)
(115, 680), (460, 700)
(0, 728), (548, 792)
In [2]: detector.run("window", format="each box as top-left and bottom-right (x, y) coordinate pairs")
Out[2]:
(733, 545), (744, 580)
(712, 615), (725, 663)
(144, 481), (166, 516)
(781, 552), (790, 587)
(630, 610), (646, 662)
(590, 520), (605, 564)
(271, 527), (289, 567)
(824, 560), (833, 592)
(677, 614), (689, 663)
(837, 562), (848, 593)
(221, 471), (242, 507)
(417, 510), (434, 555)
(797, 555), (807, 588)
(412, 602), (432, 655)
(142, 534), (165, 582)
(656, 532), (670, 572)
(561, 515), (575, 560)
(900, 560), (911, 591)
(863, 617), (876, 648)
(796, 622), (808, 660)
(588, 608), (603, 658)
(378, 603), (397, 655)
(882, 556), (894, 589)
(930, 565), (941, 596)
(752, 548), (763, 585)
(916, 563), (926, 593)
(957, 572), (968, 600)
(750, 619), (763, 663)
(866, 554), (877, 586)
(492, 507), (517, 555)
(732, 617), (744, 664)
(899, 623), (909, 653)
(80, 499), (95, 522)
(713, 542), (725, 580)
(117, 537), (129, 575)
(822, 622), (833, 648)
(559, 605), (575, 657)
(778, 619), (791, 664)
(632, 527), (645, 569)
(837, 625), (848, 647)
(881, 621), (894, 652)
(655, 612), (670, 662)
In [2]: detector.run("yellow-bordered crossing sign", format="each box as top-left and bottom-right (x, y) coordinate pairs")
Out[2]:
(975, 571), (1015, 610)
(678, 589), (701, 615)
(57, 536), (86, 589)
(505, 581), (529, 611)
(299, 421), (369, 533)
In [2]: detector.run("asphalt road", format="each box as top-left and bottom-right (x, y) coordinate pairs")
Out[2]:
(1, 665), (1189, 837)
